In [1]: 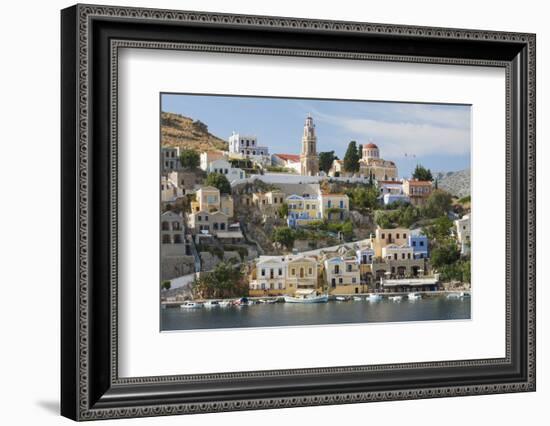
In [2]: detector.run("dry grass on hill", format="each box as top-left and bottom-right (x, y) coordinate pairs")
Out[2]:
(160, 111), (228, 152)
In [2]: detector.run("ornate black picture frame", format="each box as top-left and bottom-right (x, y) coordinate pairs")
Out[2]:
(61, 4), (536, 421)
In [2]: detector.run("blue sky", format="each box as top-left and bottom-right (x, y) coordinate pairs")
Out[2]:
(161, 93), (471, 178)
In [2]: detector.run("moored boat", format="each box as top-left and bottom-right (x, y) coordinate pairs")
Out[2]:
(284, 289), (328, 304)
(335, 296), (348, 302)
(180, 301), (203, 309)
(203, 300), (219, 308)
(367, 294), (382, 302)
(408, 293), (421, 301)
(353, 296), (363, 301)
(389, 295), (403, 302)
(218, 300), (231, 307)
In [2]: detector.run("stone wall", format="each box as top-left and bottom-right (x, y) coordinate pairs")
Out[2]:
(160, 255), (195, 281)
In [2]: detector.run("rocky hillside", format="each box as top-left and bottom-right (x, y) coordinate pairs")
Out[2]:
(435, 169), (471, 198)
(161, 111), (228, 152)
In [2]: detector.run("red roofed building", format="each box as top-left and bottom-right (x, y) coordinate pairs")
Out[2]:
(271, 153), (302, 173)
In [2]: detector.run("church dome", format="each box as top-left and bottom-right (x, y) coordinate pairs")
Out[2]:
(365, 142), (378, 149)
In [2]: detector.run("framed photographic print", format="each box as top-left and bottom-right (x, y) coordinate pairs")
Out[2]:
(61, 4), (536, 421)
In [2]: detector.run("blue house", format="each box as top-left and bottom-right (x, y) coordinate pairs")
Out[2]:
(408, 232), (429, 259)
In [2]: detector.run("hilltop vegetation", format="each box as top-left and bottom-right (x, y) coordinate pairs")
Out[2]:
(161, 111), (228, 152)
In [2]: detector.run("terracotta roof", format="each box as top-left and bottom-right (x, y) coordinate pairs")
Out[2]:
(365, 143), (378, 149)
(407, 180), (432, 185)
(275, 153), (300, 162)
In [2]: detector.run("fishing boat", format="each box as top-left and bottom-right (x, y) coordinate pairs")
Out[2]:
(408, 293), (421, 301)
(367, 294), (382, 302)
(353, 296), (363, 301)
(218, 300), (231, 307)
(266, 298), (278, 304)
(389, 295), (403, 302)
(180, 301), (202, 309)
(284, 289), (328, 304)
(335, 296), (348, 302)
(203, 300), (219, 308)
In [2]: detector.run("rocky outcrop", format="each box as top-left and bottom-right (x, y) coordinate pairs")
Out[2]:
(435, 169), (471, 198)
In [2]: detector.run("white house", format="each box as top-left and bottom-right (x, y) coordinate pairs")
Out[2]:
(207, 158), (245, 182)
(455, 214), (471, 255)
(228, 132), (269, 157)
(161, 146), (180, 172)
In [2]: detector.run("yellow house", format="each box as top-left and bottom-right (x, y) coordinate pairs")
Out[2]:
(285, 256), (319, 291)
(323, 256), (362, 295)
(319, 193), (349, 221)
(220, 194), (234, 217)
(253, 190), (286, 209)
(192, 186), (220, 212)
(371, 227), (411, 257)
(286, 194), (321, 227)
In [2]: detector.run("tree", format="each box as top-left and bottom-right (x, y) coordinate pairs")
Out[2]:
(423, 189), (453, 218)
(272, 227), (295, 249)
(179, 149), (200, 169)
(422, 215), (453, 241)
(347, 186), (379, 211)
(412, 164), (433, 181)
(278, 203), (289, 219)
(205, 172), (231, 194)
(318, 151), (336, 173)
(161, 280), (171, 291)
(374, 211), (393, 229)
(192, 261), (247, 299)
(430, 241), (461, 269)
(343, 141), (360, 173)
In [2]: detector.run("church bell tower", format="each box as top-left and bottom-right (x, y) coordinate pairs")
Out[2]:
(300, 114), (319, 176)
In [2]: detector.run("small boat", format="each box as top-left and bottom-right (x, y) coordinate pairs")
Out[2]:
(259, 299), (268, 304)
(248, 299), (257, 305)
(180, 301), (202, 309)
(446, 292), (464, 299)
(218, 300), (231, 307)
(408, 293), (421, 301)
(353, 296), (363, 301)
(335, 296), (348, 302)
(389, 295), (403, 302)
(203, 300), (219, 308)
(284, 290), (328, 304)
(266, 298), (278, 304)
(367, 294), (382, 302)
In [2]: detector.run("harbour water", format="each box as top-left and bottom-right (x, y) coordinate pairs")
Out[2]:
(161, 294), (471, 331)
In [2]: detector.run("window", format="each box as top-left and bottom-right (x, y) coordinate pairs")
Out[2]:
(161, 221), (169, 231)
(412, 241), (416, 246)
(278, 283), (283, 289)
(346, 264), (352, 272)
(419, 241), (424, 246)
(403, 233), (407, 238)
(197, 215), (202, 222)
(339, 200), (344, 208)
(327, 200), (331, 207)
(402, 253), (405, 259)
(334, 265), (340, 274)
(339, 278), (343, 284)
(261, 269), (266, 276)
(213, 223), (218, 230)
(205, 215), (209, 221)
(308, 267), (313, 275)
(394, 253), (398, 260)
(162, 235), (171, 243)
(220, 223), (225, 230)
(381, 233), (385, 239)
(278, 268), (282, 276)
(407, 253), (411, 259)
(352, 277), (356, 284)
(291, 268), (296, 276)
(331, 278), (336, 287)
